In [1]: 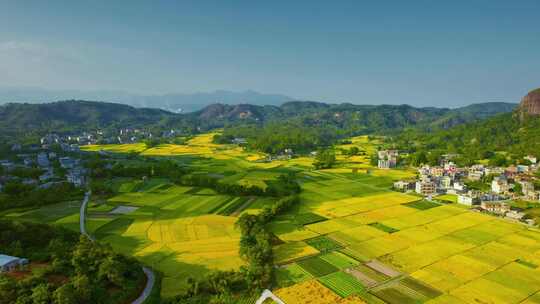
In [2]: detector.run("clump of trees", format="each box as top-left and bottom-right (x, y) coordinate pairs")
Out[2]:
(0, 221), (144, 304)
(314, 149), (336, 169)
(219, 122), (342, 154)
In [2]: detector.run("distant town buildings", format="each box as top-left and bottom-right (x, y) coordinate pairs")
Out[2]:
(232, 138), (247, 145)
(66, 168), (86, 187)
(37, 152), (50, 168)
(59, 157), (76, 169)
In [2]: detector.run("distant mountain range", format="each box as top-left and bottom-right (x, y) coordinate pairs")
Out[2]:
(0, 87), (293, 112)
(0, 99), (518, 138)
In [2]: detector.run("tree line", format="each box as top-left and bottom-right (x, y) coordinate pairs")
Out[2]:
(88, 159), (300, 198)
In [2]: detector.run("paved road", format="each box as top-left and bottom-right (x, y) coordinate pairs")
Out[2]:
(132, 267), (156, 304)
(79, 190), (92, 239)
(255, 289), (286, 304)
(79, 189), (155, 304)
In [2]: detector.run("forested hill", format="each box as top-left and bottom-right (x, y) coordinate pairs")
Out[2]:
(0, 100), (177, 134)
(0, 99), (516, 139)
(188, 101), (517, 133)
(393, 88), (540, 163)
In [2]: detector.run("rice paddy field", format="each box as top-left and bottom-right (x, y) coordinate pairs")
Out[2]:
(271, 164), (540, 304)
(1, 199), (83, 232)
(24, 133), (540, 303)
(85, 177), (276, 298)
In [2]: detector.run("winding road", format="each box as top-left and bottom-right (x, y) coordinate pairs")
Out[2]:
(255, 289), (286, 304)
(79, 190), (156, 304)
(132, 267), (156, 304)
(79, 190), (93, 240)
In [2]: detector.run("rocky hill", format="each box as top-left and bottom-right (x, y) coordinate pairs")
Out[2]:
(519, 88), (540, 119)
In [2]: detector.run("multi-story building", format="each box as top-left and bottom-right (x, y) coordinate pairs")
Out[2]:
(440, 176), (452, 189)
(480, 202), (510, 215)
(458, 192), (480, 206)
(415, 179), (436, 196)
(491, 176), (510, 194)
(377, 150), (398, 169)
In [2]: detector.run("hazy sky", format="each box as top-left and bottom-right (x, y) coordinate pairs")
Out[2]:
(1, 0), (539, 106)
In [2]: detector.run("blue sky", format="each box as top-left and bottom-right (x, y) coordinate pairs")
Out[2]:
(1, 0), (539, 106)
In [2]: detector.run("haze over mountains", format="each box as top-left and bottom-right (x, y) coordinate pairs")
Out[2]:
(0, 86), (293, 112)
(0, 86), (520, 114)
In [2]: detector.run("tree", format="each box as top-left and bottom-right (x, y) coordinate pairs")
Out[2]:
(72, 274), (92, 302)
(534, 180), (540, 191)
(98, 256), (126, 286)
(410, 151), (428, 166)
(0, 275), (17, 304)
(513, 183), (523, 196)
(52, 284), (78, 304)
(369, 152), (378, 166)
(30, 284), (50, 304)
(71, 236), (105, 275)
(489, 154), (508, 167)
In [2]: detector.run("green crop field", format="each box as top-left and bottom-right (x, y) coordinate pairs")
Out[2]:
(295, 212), (329, 225)
(320, 251), (361, 269)
(306, 235), (344, 252)
(297, 256), (340, 277)
(2, 200), (82, 227)
(404, 200), (441, 210)
(318, 271), (366, 297)
(368, 222), (400, 233)
(275, 263), (314, 287)
(85, 177), (258, 297)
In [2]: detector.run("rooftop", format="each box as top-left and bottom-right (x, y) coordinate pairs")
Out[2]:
(0, 254), (20, 266)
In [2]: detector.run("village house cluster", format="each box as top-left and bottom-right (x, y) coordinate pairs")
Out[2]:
(40, 128), (156, 148)
(0, 140), (87, 192)
(394, 155), (540, 225)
